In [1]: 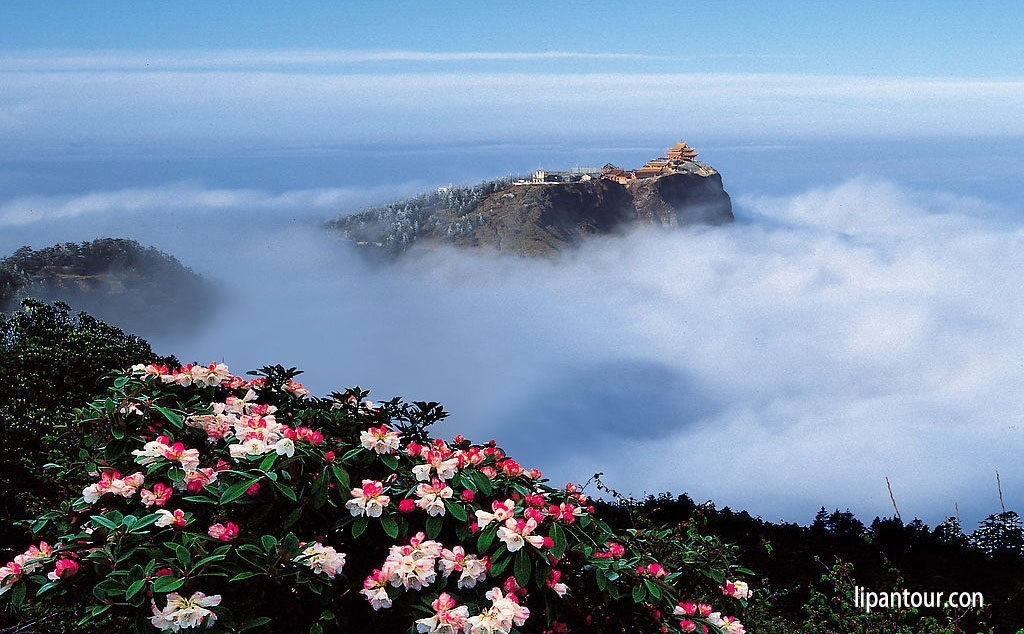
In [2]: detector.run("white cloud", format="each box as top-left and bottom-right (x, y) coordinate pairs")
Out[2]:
(1, 70), (1022, 144)
(6, 176), (1004, 526)
(1, 178), (1020, 528)
(0, 182), (421, 227)
(0, 49), (672, 71)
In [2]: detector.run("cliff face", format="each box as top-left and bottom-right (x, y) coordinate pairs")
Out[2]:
(329, 170), (733, 258)
(443, 173), (731, 256)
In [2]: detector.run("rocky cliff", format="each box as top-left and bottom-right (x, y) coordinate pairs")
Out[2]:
(329, 166), (732, 257)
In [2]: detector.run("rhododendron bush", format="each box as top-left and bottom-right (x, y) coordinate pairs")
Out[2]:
(0, 362), (753, 633)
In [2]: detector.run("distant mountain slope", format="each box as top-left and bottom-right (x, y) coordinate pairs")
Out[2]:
(0, 238), (211, 333)
(328, 144), (733, 257)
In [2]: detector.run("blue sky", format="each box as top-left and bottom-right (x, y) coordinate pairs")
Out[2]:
(2, 1), (1023, 154)
(3, 1), (1024, 76)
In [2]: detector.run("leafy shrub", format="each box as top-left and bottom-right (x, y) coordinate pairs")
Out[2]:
(746, 560), (980, 634)
(0, 362), (752, 633)
(0, 299), (175, 547)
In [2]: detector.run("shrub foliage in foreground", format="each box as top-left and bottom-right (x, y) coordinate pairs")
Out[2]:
(0, 362), (752, 633)
(0, 299), (174, 547)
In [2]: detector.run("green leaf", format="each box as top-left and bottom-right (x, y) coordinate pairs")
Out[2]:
(125, 579), (146, 600)
(340, 447), (363, 462)
(258, 453), (278, 472)
(89, 514), (118, 530)
(230, 571), (262, 582)
(380, 454), (398, 470)
(181, 495), (218, 504)
(472, 470), (493, 496)
(167, 467), (186, 483)
(381, 517), (399, 539)
(425, 514), (443, 539)
(643, 578), (662, 599)
(352, 516), (368, 539)
(152, 576), (185, 593)
(172, 543), (191, 568)
(631, 583), (646, 603)
(154, 406), (183, 428)
(193, 553), (227, 568)
(114, 376), (130, 388)
(272, 479), (298, 501)
(477, 525), (497, 553)
(133, 513), (161, 530)
(330, 464), (350, 493)
(513, 550), (532, 588)
(34, 581), (58, 598)
(489, 551), (511, 577)
(221, 478), (260, 504)
(549, 523), (568, 559)
(596, 570), (608, 591)
(444, 499), (468, 522)
(311, 469), (329, 509)
(262, 535), (278, 553)
(240, 617), (273, 632)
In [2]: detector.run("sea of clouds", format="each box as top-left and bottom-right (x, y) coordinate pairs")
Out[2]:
(1, 176), (1020, 528)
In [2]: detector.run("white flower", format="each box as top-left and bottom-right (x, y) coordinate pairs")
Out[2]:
(496, 518), (544, 553)
(359, 426), (401, 454)
(150, 591), (221, 631)
(295, 542), (346, 579)
(273, 437), (295, 457)
(415, 479), (453, 517)
(345, 480), (390, 518)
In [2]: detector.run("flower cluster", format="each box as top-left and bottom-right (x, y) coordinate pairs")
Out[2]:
(0, 542), (53, 591)
(82, 470), (145, 503)
(1, 361), (752, 634)
(296, 542), (347, 579)
(346, 479), (391, 517)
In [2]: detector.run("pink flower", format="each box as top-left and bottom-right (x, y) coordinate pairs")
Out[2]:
(646, 562), (668, 578)
(155, 509), (187, 529)
(496, 518), (544, 552)
(140, 482), (173, 507)
(207, 522), (240, 542)
(415, 478), (454, 516)
(460, 489), (475, 502)
(498, 459), (524, 477)
(182, 468), (217, 494)
(674, 602), (697, 617)
(47, 558), (79, 582)
(722, 579), (752, 600)
(323, 450), (336, 462)
(346, 480), (390, 518)
(245, 482), (261, 496)
(283, 379), (310, 398)
(360, 568), (392, 610)
(398, 498), (417, 514)
(474, 499), (516, 529)
(679, 620), (697, 632)
(359, 425), (400, 454)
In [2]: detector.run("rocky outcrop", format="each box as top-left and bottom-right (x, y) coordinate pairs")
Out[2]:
(329, 168), (733, 258)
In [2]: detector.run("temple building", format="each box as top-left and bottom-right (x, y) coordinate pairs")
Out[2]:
(518, 141), (707, 186)
(666, 141), (698, 163)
